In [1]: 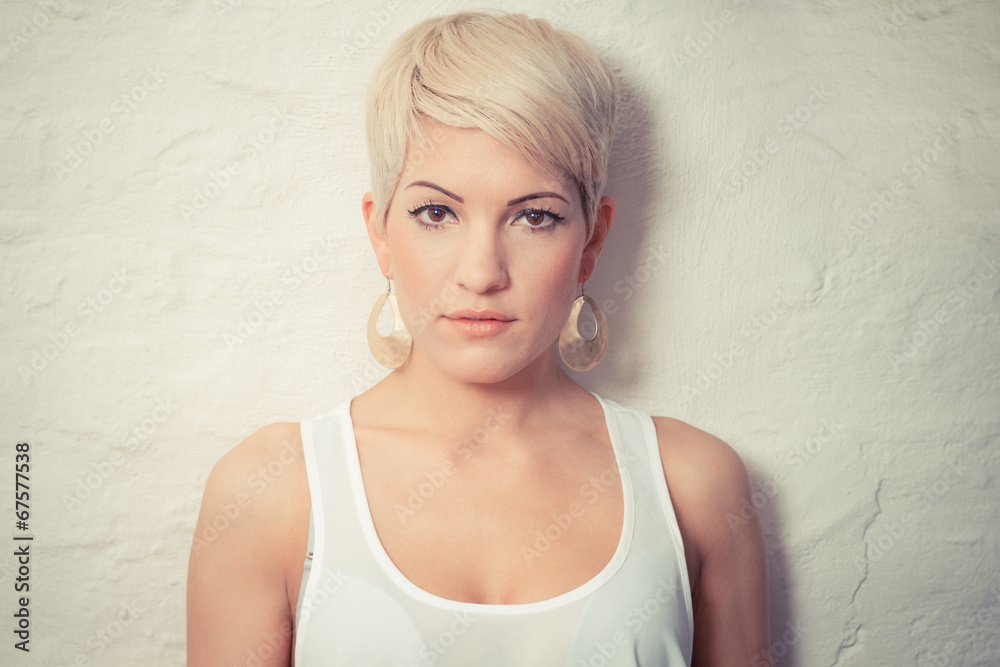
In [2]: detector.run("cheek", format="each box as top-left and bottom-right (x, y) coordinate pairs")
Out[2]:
(385, 219), (427, 286)
(518, 243), (582, 320)
(527, 238), (581, 286)
(386, 238), (452, 328)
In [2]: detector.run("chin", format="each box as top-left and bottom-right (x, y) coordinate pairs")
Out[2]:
(421, 345), (546, 385)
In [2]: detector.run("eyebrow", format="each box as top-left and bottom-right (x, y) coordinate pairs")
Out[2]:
(508, 191), (569, 206)
(405, 180), (568, 206)
(406, 180), (463, 203)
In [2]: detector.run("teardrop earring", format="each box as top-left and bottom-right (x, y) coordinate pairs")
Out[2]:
(557, 282), (608, 371)
(366, 276), (412, 369)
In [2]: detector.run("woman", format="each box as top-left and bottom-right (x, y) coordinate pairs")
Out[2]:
(188, 10), (769, 666)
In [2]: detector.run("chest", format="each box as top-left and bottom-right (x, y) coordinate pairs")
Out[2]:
(357, 435), (626, 605)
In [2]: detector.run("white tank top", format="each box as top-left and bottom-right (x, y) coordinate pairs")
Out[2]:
(294, 392), (693, 666)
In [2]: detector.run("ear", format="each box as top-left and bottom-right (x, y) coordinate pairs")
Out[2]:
(362, 191), (393, 278)
(578, 195), (616, 282)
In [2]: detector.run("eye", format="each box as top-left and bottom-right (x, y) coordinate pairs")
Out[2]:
(407, 202), (456, 228)
(524, 210), (546, 226)
(422, 206), (448, 223)
(515, 207), (565, 231)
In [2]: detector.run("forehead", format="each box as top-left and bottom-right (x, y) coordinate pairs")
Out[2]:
(401, 120), (575, 202)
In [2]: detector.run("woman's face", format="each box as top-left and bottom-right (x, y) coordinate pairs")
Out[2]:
(363, 119), (613, 384)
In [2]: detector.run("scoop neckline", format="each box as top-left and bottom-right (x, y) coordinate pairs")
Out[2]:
(338, 390), (635, 614)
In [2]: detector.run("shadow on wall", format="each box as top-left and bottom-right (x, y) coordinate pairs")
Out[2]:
(744, 459), (799, 666)
(579, 58), (797, 663)
(572, 61), (667, 388)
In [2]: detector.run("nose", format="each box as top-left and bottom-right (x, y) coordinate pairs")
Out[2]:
(453, 224), (509, 294)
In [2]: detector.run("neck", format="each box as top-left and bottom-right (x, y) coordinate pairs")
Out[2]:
(365, 346), (586, 436)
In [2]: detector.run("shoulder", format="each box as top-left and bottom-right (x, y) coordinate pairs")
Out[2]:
(210, 421), (305, 480)
(649, 416), (759, 574)
(650, 415), (770, 662)
(187, 424), (310, 664)
(650, 415), (751, 514)
(204, 422), (306, 504)
(193, 422), (309, 566)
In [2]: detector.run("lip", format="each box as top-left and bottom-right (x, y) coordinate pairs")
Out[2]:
(444, 309), (514, 322)
(444, 309), (515, 337)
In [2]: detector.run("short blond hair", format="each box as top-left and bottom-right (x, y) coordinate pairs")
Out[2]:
(365, 10), (618, 238)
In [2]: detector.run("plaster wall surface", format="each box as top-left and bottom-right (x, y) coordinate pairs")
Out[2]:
(0, 0), (997, 665)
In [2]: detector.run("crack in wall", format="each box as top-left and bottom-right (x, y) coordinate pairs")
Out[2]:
(828, 480), (883, 667)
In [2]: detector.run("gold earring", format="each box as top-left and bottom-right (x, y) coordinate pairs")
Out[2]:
(367, 276), (412, 369)
(558, 283), (608, 371)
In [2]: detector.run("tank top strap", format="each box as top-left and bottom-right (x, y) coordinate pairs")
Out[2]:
(590, 392), (695, 636)
(294, 400), (361, 659)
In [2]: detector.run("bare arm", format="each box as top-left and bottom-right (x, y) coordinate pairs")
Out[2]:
(187, 423), (308, 667)
(654, 417), (770, 667)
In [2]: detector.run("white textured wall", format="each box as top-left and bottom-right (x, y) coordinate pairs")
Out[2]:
(1, 0), (998, 664)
